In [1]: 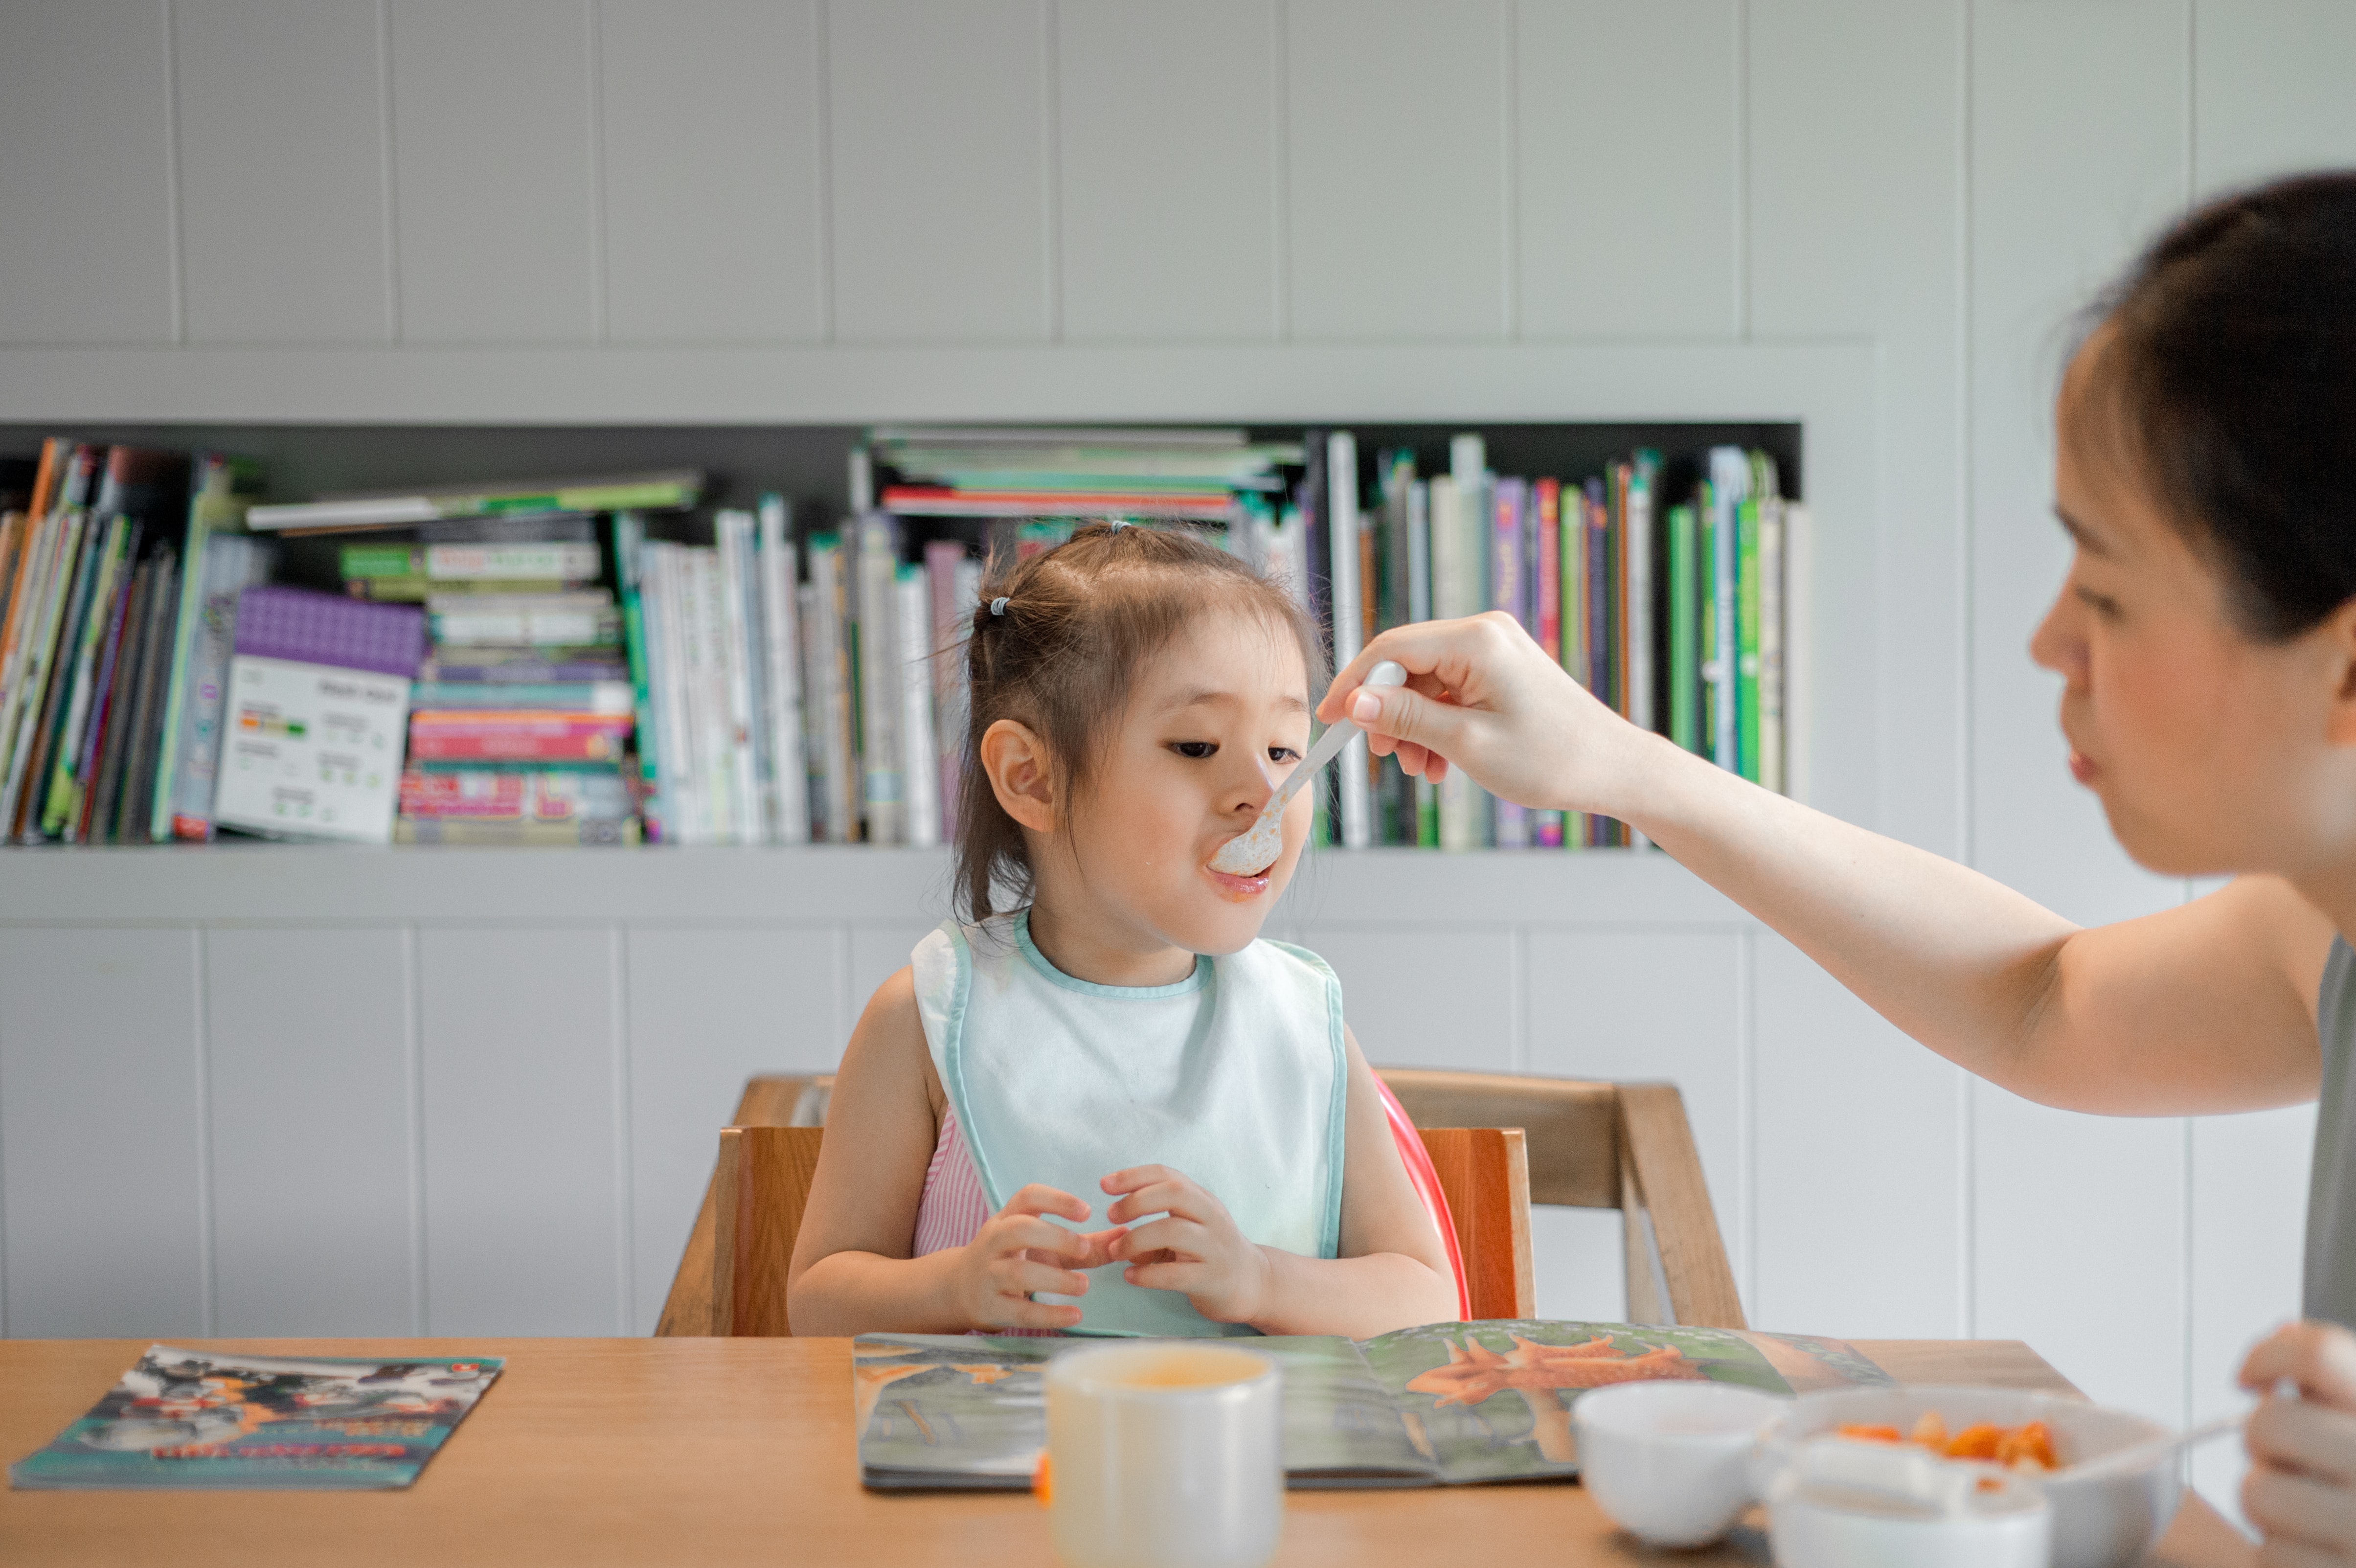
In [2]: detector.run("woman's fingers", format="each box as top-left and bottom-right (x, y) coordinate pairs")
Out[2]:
(2244, 1459), (2356, 1552)
(2249, 1396), (2356, 1488)
(2246, 1322), (2356, 1410)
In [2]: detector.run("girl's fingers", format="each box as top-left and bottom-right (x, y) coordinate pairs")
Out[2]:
(2246, 1322), (2356, 1411)
(995, 1215), (1093, 1263)
(2249, 1398), (2356, 1487)
(1123, 1259), (1204, 1293)
(1000, 1183), (1091, 1224)
(1110, 1216), (1204, 1261)
(1100, 1164), (1178, 1196)
(2243, 1461), (2356, 1551)
(997, 1257), (1089, 1299)
(1105, 1181), (1201, 1226)
(990, 1297), (1084, 1332)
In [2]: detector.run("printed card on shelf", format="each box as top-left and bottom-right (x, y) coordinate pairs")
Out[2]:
(209, 655), (409, 843)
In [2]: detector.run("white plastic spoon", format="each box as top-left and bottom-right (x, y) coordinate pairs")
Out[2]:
(1208, 660), (1409, 875)
(2061, 1413), (2242, 1481)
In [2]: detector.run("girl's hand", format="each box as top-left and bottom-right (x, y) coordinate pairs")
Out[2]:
(2240, 1320), (2356, 1562)
(1318, 611), (1656, 818)
(951, 1183), (1125, 1332)
(1102, 1165), (1273, 1326)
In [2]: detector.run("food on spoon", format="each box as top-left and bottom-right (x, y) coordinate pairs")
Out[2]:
(1835, 1413), (2061, 1472)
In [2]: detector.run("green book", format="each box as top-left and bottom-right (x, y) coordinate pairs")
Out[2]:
(148, 455), (262, 842)
(1668, 502), (1698, 754)
(1696, 481), (1717, 758)
(1737, 496), (1762, 784)
(39, 516), (131, 836)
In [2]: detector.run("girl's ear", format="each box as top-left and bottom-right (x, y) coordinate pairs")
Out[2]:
(980, 718), (1057, 833)
(2325, 599), (2356, 749)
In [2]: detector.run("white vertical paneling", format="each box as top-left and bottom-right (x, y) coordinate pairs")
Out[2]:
(1285, 0), (1507, 340)
(826, 0), (1051, 342)
(1973, 1088), (2187, 1426)
(2193, 0), (2356, 198)
(1295, 928), (1517, 1073)
(1515, 0), (1740, 339)
(0, 0), (176, 343)
(206, 926), (416, 1334)
(1057, 0), (1278, 341)
(2188, 1103), (2314, 1528)
(1752, 934), (1961, 1339)
(1530, 1206), (1626, 1323)
(0, 929), (204, 1336)
(1969, 0), (2190, 925)
(598, 0), (824, 343)
(1747, 0), (1962, 854)
(624, 925), (838, 1331)
(417, 926), (621, 1335)
(174, 0), (392, 343)
(848, 921), (946, 1030)
(1523, 930), (1744, 1288)
(387, 0), (598, 342)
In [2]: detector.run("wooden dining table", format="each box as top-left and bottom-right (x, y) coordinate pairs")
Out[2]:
(0, 1336), (2255, 1567)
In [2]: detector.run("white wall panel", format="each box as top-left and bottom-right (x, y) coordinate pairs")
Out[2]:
(174, 0), (392, 343)
(0, 929), (204, 1336)
(1515, 0), (1740, 339)
(418, 926), (623, 1334)
(0, 0), (175, 343)
(1285, 0), (1507, 340)
(1530, 1205), (1625, 1323)
(624, 925), (838, 1330)
(1057, 0), (1278, 341)
(1752, 934), (1962, 1340)
(2193, 0), (2356, 198)
(1748, 0), (1962, 856)
(827, 0), (1051, 342)
(1968, 0), (2190, 925)
(1973, 1087), (2186, 1427)
(1524, 930), (1744, 1287)
(206, 926), (417, 1335)
(598, 0), (825, 343)
(2188, 1103), (2314, 1528)
(388, 0), (598, 342)
(1297, 927), (1518, 1073)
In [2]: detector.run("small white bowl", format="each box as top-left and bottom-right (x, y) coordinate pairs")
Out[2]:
(1753, 1386), (2178, 1568)
(1766, 1434), (2051, 1568)
(1574, 1381), (1791, 1547)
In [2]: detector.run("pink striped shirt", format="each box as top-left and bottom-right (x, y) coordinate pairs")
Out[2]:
(912, 1105), (1060, 1338)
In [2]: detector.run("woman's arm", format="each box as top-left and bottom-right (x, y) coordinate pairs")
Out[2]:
(1326, 613), (2333, 1115)
(1102, 1030), (1459, 1337)
(786, 967), (1112, 1336)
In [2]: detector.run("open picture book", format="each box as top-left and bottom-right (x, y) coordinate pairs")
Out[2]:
(856, 1318), (1890, 1491)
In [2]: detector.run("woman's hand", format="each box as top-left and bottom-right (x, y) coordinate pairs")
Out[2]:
(949, 1183), (1124, 1332)
(1318, 611), (1656, 817)
(1102, 1165), (1274, 1327)
(2241, 1320), (2356, 1562)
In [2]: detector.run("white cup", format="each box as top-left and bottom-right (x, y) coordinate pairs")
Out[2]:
(1044, 1343), (1284, 1568)
(1573, 1380), (1790, 1547)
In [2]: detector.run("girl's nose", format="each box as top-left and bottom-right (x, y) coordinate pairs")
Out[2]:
(1230, 754), (1277, 818)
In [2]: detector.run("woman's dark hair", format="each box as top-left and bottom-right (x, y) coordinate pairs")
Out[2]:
(2075, 169), (2356, 641)
(952, 522), (1327, 923)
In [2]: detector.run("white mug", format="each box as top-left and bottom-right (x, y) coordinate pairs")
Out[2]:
(1044, 1342), (1283, 1568)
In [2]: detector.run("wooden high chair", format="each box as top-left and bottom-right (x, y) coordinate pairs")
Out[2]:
(654, 1069), (1738, 1335)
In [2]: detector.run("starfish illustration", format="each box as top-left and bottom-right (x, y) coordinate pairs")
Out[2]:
(1405, 1334), (1705, 1408)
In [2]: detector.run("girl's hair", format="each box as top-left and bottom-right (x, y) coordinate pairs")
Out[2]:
(953, 522), (1327, 923)
(2076, 169), (2356, 641)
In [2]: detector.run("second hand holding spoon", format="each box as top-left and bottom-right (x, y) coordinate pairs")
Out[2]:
(1208, 660), (1409, 875)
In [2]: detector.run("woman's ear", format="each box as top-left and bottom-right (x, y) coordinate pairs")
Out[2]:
(979, 718), (1057, 833)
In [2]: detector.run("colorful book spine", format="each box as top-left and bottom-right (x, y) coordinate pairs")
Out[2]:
(1328, 432), (1371, 850)
(1759, 489), (1787, 797)
(42, 517), (135, 837)
(1708, 447), (1747, 772)
(1490, 477), (1529, 849)
(150, 454), (262, 841)
(111, 547), (181, 843)
(1559, 477), (1586, 851)
(715, 509), (766, 844)
(12, 507), (105, 841)
(407, 712), (633, 764)
(164, 532), (274, 841)
(1668, 502), (1699, 755)
(894, 565), (941, 849)
(1534, 479), (1563, 849)
(341, 541), (601, 581)
(853, 516), (903, 844)
(1737, 496), (1762, 785)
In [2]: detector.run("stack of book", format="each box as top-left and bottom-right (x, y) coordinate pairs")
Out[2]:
(868, 426), (1299, 523)
(0, 440), (272, 845)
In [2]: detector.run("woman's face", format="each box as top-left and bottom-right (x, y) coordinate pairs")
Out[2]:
(2030, 336), (2356, 877)
(1055, 607), (1315, 956)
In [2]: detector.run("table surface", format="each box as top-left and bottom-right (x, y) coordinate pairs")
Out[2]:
(0, 1337), (2255, 1568)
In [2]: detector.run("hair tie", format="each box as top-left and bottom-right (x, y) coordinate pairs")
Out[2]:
(989, 596), (1009, 616)
(1109, 519), (1132, 532)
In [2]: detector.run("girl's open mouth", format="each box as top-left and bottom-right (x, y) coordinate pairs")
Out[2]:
(1206, 865), (1272, 900)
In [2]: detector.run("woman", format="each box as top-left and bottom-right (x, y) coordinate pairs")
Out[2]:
(1326, 171), (2356, 1563)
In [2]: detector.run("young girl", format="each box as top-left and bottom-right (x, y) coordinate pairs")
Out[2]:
(787, 523), (1456, 1338)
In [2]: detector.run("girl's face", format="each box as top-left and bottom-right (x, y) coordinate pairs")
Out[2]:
(1056, 607), (1314, 956)
(2030, 335), (2356, 877)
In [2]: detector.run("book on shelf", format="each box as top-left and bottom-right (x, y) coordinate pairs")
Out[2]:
(245, 470), (701, 533)
(757, 495), (810, 845)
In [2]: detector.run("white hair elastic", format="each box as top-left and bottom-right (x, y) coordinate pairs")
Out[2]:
(989, 596), (1010, 616)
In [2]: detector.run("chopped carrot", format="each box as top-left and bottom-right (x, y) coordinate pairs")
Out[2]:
(1836, 1423), (1904, 1443)
(1944, 1422), (2005, 1461)
(1909, 1411), (1949, 1452)
(1032, 1451), (1052, 1507)
(1994, 1421), (2058, 1471)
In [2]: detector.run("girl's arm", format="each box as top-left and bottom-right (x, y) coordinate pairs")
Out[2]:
(1329, 614), (2333, 1116)
(1105, 1029), (1459, 1338)
(786, 966), (1110, 1336)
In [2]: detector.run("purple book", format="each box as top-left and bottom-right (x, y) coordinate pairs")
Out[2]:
(235, 585), (427, 679)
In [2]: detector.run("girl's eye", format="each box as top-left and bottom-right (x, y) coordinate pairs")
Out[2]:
(2075, 585), (2121, 619)
(1170, 741), (1217, 760)
(1268, 746), (1301, 765)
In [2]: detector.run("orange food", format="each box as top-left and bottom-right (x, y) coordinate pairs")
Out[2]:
(1032, 1450), (1052, 1507)
(1835, 1412), (2061, 1471)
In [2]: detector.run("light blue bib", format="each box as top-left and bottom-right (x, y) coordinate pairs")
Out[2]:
(911, 910), (1347, 1337)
